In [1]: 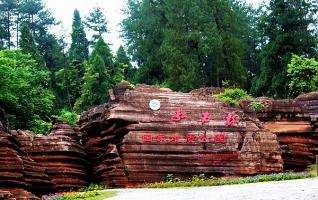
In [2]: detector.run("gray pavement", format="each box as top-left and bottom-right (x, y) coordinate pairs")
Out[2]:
(106, 178), (318, 200)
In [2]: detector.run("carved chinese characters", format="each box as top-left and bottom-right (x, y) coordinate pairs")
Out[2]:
(141, 132), (228, 144)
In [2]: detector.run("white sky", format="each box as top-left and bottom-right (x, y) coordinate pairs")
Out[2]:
(45, 0), (263, 53)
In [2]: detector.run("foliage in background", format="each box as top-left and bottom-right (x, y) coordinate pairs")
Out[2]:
(122, 0), (166, 85)
(0, 49), (54, 133)
(115, 45), (136, 83)
(19, 24), (47, 70)
(287, 55), (318, 97)
(214, 88), (251, 105)
(122, 0), (255, 91)
(144, 172), (316, 188)
(251, 0), (318, 98)
(69, 9), (89, 62)
(74, 37), (112, 112)
(0, 0), (317, 132)
(84, 7), (108, 45)
(52, 108), (78, 126)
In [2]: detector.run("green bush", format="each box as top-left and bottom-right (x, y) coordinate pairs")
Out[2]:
(214, 88), (251, 105)
(248, 101), (265, 112)
(79, 183), (108, 192)
(287, 54), (318, 97)
(52, 108), (78, 126)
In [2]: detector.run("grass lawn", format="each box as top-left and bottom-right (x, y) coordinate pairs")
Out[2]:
(42, 191), (117, 200)
(142, 170), (317, 188)
(80, 191), (117, 200)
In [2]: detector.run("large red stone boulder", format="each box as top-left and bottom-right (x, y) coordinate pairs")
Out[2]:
(79, 85), (283, 187)
(12, 130), (88, 192)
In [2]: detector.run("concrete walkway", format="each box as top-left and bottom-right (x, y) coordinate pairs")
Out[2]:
(106, 178), (318, 200)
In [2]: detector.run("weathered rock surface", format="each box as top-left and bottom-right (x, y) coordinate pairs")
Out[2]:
(11, 129), (88, 192)
(0, 117), (43, 199)
(240, 97), (317, 169)
(0, 190), (15, 200)
(79, 85), (283, 187)
(50, 120), (83, 142)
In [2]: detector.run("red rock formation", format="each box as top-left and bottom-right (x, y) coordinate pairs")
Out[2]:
(12, 130), (88, 192)
(0, 127), (42, 199)
(79, 85), (283, 187)
(50, 120), (83, 142)
(0, 191), (14, 200)
(240, 97), (317, 169)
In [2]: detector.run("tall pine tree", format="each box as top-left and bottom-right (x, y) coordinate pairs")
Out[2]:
(69, 9), (88, 62)
(84, 7), (108, 45)
(115, 45), (135, 82)
(19, 23), (46, 70)
(74, 37), (112, 111)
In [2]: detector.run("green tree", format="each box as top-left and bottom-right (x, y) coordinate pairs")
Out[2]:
(122, 0), (166, 85)
(251, 0), (318, 97)
(19, 23), (46, 70)
(0, 0), (19, 49)
(115, 45), (135, 82)
(74, 37), (112, 111)
(122, 0), (247, 90)
(159, 0), (201, 91)
(287, 55), (318, 97)
(69, 9), (89, 62)
(0, 49), (54, 133)
(55, 60), (86, 110)
(84, 6), (108, 45)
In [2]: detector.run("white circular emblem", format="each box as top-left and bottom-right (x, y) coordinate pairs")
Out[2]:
(149, 99), (161, 111)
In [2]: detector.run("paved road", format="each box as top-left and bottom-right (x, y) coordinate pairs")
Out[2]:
(106, 178), (318, 200)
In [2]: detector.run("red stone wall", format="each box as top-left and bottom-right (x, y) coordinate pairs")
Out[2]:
(79, 85), (283, 187)
(240, 93), (318, 169)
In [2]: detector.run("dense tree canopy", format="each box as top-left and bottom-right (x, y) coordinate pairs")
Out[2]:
(122, 0), (249, 91)
(0, 0), (317, 133)
(251, 0), (318, 98)
(0, 49), (54, 133)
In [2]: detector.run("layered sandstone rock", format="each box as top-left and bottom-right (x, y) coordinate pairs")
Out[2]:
(240, 97), (317, 169)
(0, 124), (42, 199)
(12, 130), (88, 192)
(50, 120), (82, 142)
(79, 85), (283, 187)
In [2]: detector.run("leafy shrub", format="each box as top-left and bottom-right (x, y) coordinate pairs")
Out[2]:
(248, 101), (265, 112)
(166, 174), (180, 183)
(287, 55), (318, 97)
(27, 115), (52, 135)
(214, 88), (251, 105)
(0, 50), (54, 133)
(79, 183), (108, 192)
(52, 108), (78, 126)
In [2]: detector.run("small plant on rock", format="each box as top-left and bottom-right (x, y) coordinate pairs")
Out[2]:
(248, 101), (265, 112)
(213, 88), (252, 105)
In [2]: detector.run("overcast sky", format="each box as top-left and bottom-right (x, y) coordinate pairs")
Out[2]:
(45, 0), (263, 53)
